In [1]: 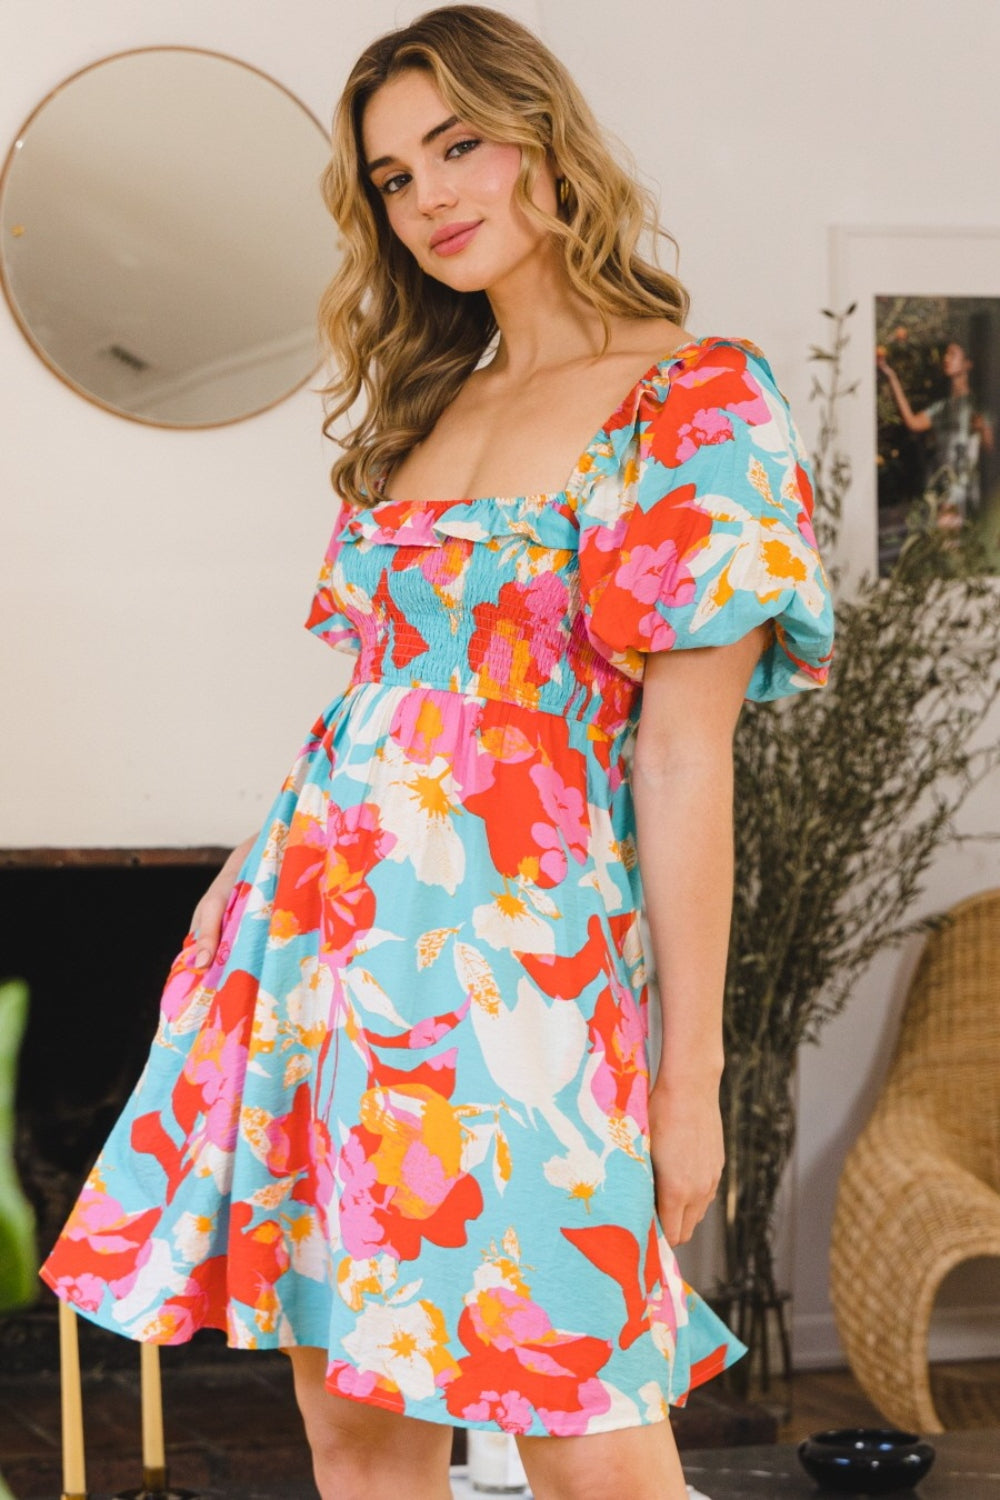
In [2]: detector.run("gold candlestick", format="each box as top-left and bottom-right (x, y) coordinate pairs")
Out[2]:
(58, 1299), (88, 1500)
(111, 1342), (198, 1500)
(140, 1343), (167, 1489)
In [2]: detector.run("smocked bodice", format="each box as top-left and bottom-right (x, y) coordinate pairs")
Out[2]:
(321, 492), (641, 747)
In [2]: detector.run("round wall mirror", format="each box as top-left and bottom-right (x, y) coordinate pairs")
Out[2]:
(0, 47), (335, 427)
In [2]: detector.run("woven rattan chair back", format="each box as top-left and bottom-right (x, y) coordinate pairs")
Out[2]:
(830, 888), (1000, 1432)
(881, 890), (1000, 1190)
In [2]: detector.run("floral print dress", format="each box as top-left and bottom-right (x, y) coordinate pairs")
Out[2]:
(42, 336), (835, 1437)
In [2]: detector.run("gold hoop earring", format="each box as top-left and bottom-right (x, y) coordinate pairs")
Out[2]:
(557, 176), (570, 208)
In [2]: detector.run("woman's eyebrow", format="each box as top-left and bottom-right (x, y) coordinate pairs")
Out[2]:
(366, 115), (460, 174)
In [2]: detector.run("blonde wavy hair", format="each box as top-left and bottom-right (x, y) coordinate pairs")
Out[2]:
(320, 4), (690, 508)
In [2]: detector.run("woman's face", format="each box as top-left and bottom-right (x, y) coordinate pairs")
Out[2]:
(360, 68), (559, 294)
(942, 341), (971, 377)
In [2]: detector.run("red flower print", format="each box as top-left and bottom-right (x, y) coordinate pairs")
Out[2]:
(271, 811), (328, 940)
(795, 459), (815, 519)
(154, 1257), (229, 1343)
(443, 1238), (613, 1435)
(373, 573), (429, 668)
(646, 347), (772, 469)
(320, 802), (397, 958)
(226, 1200), (291, 1320)
(130, 967), (257, 1202)
(462, 704), (589, 889)
(41, 1186), (162, 1291)
(326, 1360), (407, 1415)
(469, 577), (569, 708)
(562, 1220), (662, 1350)
(263, 1082), (333, 1210)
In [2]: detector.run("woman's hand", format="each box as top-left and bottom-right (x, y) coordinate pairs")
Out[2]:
(648, 1075), (724, 1247)
(190, 832), (259, 969)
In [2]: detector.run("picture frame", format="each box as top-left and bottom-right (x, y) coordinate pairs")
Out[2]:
(828, 225), (1000, 577)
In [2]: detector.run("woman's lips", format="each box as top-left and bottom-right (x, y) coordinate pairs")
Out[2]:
(431, 221), (481, 256)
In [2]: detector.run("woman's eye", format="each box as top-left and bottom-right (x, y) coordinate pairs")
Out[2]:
(377, 139), (479, 197)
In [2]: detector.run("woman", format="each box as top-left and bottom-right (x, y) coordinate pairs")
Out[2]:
(878, 335), (994, 524)
(42, 7), (835, 1498)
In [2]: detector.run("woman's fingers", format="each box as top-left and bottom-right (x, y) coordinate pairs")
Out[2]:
(191, 890), (226, 969)
(657, 1187), (711, 1247)
(188, 833), (258, 969)
(653, 1162), (720, 1246)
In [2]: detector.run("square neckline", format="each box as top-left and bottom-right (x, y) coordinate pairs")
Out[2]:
(375, 335), (735, 510)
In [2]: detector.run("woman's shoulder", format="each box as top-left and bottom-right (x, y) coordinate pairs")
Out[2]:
(607, 317), (696, 362)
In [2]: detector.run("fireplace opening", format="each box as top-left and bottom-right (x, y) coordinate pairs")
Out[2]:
(2, 849), (227, 1373)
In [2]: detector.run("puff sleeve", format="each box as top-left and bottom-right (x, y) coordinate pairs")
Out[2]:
(577, 340), (834, 701)
(304, 496), (362, 655)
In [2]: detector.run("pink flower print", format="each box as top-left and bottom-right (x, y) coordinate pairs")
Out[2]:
(390, 687), (481, 767)
(531, 820), (569, 884)
(459, 1389), (535, 1432)
(52, 1272), (105, 1312)
(399, 1139), (451, 1209)
(165, 877), (255, 1007)
(337, 1131), (387, 1260)
(466, 1285), (552, 1350)
(181, 1024), (249, 1155)
(616, 539), (696, 610)
(326, 1359), (406, 1415)
(797, 501), (820, 551)
(537, 1377), (613, 1435)
(587, 513), (629, 555)
(588, 980), (649, 1139)
(520, 572), (571, 678)
(336, 1084), (484, 1263)
(262, 1082), (334, 1214)
(160, 942), (205, 1025)
(446, 1280), (613, 1434)
(320, 801), (397, 961)
(41, 1184), (162, 1293)
(529, 760), (590, 880)
(635, 609), (676, 653)
(468, 577), (567, 707)
(213, 876), (252, 972)
(670, 405), (738, 465)
(531, 762), (589, 846)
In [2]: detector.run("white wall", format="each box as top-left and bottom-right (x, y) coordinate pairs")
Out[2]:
(2, 0), (998, 1367)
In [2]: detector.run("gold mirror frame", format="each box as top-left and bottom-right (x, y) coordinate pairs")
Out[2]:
(0, 47), (335, 429)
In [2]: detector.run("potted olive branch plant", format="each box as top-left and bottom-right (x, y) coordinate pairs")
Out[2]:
(711, 305), (1000, 1400)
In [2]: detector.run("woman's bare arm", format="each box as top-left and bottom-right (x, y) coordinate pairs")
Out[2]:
(876, 353), (932, 432)
(631, 624), (768, 1245)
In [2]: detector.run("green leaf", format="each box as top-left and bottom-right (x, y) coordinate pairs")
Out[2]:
(0, 979), (37, 1313)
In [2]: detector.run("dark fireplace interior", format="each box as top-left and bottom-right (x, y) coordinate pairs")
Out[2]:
(2, 849), (227, 1374)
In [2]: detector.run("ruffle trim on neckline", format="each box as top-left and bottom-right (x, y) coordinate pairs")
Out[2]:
(342, 493), (581, 547)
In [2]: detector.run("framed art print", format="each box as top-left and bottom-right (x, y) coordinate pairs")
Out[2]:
(829, 226), (1000, 577)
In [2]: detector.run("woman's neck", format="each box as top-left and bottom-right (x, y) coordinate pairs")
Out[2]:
(482, 244), (615, 384)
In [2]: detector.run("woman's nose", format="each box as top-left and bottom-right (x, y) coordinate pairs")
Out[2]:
(414, 165), (457, 215)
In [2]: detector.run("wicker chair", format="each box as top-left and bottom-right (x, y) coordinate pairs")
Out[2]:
(829, 889), (1000, 1432)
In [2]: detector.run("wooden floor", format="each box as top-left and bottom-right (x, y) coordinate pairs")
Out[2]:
(1, 1357), (996, 1499)
(778, 1365), (887, 1442)
(778, 1359), (1000, 1443)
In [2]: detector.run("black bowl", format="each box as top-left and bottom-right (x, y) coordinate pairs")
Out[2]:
(797, 1427), (936, 1494)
